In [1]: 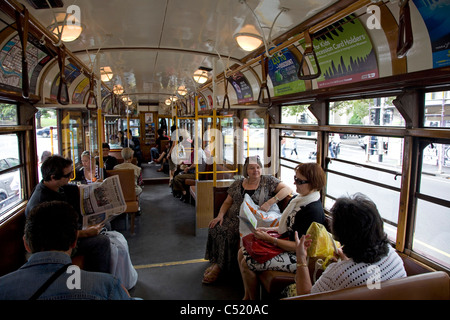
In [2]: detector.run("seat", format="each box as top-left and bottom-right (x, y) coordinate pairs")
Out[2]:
(106, 169), (140, 235)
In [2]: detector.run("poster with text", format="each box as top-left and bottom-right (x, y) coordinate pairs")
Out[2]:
(413, 0), (450, 68)
(301, 15), (379, 88)
(268, 48), (305, 96)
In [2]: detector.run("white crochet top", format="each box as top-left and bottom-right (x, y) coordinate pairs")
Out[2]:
(311, 246), (407, 293)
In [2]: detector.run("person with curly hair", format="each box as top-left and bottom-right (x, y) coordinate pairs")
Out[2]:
(294, 193), (406, 296)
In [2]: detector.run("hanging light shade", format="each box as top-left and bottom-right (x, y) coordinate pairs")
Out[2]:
(193, 69), (208, 84)
(49, 13), (83, 42)
(234, 24), (263, 51)
(165, 98), (171, 105)
(100, 67), (113, 82)
(113, 84), (124, 95)
(177, 85), (187, 96)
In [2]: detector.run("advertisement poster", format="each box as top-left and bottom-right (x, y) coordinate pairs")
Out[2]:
(227, 71), (253, 103)
(268, 48), (305, 96)
(413, 0), (450, 68)
(301, 15), (378, 89)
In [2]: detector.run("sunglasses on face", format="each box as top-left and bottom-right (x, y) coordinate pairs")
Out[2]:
(294, 176), (309, 185)
(61, 171), (73, 178)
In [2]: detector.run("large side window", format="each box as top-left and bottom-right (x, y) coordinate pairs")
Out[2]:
(0, 104), (24, 221)
(325, 97), (406, 242)
(414, 141), (450, 268)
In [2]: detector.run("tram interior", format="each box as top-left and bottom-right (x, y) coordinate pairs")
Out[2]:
(0, 0), (449, 301)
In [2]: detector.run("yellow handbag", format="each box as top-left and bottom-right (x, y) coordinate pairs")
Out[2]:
(306, 222), (341, 282)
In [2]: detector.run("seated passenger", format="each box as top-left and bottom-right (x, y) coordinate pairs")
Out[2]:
(238, 162), (326, 300)
(26, 155), (111, 274)
(0, 201), (132, 300)
(172, 141), (206, 203)
(98, 142), (118, 170)
(294, 193), (407, 296)
(150, 128), (169, 163)
(113, 147), (143, 197)
(74, 150), (106, 184)
(203, 156), (291, 284)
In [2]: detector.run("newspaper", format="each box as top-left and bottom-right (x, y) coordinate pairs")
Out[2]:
(79, 175), (127, 229)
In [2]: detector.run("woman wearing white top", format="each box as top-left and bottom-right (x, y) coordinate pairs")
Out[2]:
(113, 147), (142, 196)
(294, 193), (406, 296)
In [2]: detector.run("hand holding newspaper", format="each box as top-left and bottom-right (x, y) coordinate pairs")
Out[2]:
(79, 175), (127, 229)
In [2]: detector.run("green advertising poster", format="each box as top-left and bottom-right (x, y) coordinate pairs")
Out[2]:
(268, 48), (305, 96)
(305, 15), (378, 88)
(268, 15), (378, 96)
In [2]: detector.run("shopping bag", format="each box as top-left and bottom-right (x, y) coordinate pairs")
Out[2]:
(306, 222), (340, 282)
(239, 193), (282, 238)
(106, 230), (138, 289)
(242, 231), (287, 264)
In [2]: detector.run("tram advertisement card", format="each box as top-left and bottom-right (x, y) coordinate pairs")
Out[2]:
(79, 175), (127, 228)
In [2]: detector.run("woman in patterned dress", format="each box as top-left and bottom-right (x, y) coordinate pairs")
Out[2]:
(238, 162), (326, 299)
(203, 156), (291, 284)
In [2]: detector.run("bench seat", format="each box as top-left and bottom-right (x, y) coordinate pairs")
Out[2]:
(283, 271), (450, 300)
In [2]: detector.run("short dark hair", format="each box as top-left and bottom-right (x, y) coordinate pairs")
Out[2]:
(41, 155), (73, 181)
(24, 201), (79, 253)
(330, 193), (389, 263)
(295, 162), (326, 191)
(102, 142), (110, 150)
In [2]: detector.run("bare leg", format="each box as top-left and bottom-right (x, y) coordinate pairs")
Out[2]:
(238, 248), (259, 300)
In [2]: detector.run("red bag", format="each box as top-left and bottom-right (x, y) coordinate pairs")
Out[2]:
(242, 232), (287, 264)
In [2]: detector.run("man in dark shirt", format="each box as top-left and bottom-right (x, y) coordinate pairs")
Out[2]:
(26, 155), (111, 273)
(98, 142), (118, 170)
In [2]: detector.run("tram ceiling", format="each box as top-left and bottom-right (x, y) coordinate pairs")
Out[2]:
(3, 0), (344, 105)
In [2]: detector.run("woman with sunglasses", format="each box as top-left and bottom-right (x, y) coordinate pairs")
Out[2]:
(203, 156), (292, 284)
(238, 162), (326, 300)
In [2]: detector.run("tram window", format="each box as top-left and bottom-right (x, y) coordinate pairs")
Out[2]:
(35, 109), (59, 180)
(281, 130), (317, 162)
(414, 200), (450, 268)
(281, 105), (317, 124)
(329, 97), (405, 126)
(328, 133), (404, 166)
(221, 117), (234, 164)
(0, 103), (18, 126)
(0, 134), (23, 219)
(325, 133), (404, 242)
(242, 116), (265, 162)
(413, 142), (450, 268)
(325, 171), (400, 242)
(424, 91), (450, 128)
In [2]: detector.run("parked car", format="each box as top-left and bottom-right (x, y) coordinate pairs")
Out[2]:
(36, 127), (51, 137)
(0, 158), (20, 207)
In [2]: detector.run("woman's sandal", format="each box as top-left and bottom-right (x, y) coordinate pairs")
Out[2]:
(202, 265), (220, 284)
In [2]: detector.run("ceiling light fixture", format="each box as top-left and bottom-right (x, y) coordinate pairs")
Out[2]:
(193, 69), (209, 84)
(177, 85), (187, 96)
(100, 67), (113, 82)
(234, 24), (263, 52)
(113, 84), (123, 95)
(235, 0), (288, 56)
(49, 12), (83, 42)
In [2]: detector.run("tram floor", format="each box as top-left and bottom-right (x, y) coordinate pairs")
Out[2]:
(115, 178), (243, 300)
